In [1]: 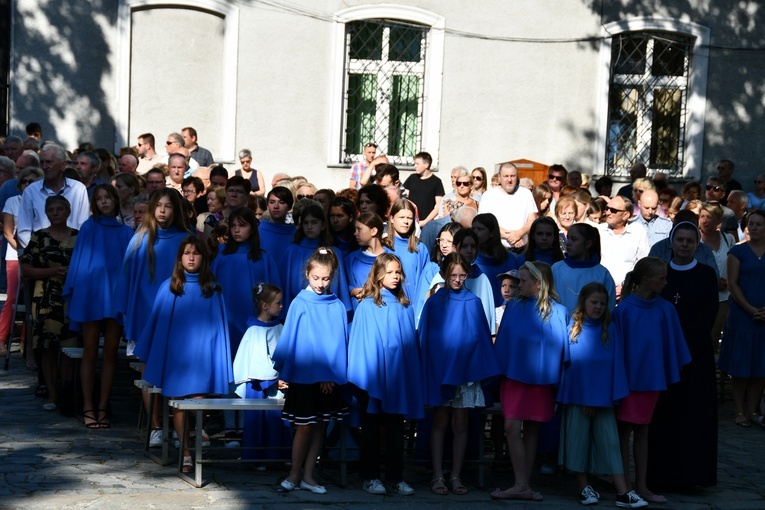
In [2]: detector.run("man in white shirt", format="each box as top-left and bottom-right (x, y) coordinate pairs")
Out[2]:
(135, 133), (163, 175)
(17, 144), (90, 248)
(478, 163), (538, 248)
(598, 195), (649, 297)
(632, 189), (672, 247)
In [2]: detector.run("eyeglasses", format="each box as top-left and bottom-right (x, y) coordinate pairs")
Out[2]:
(548, 174), (564, 181)
(436, 238), (453, 245)
(182, 189), (195, 196)
(147, 180), (164, 185)
(297, 194), (314, 200)
(227, 188), (245, 195)
(20, 179), (35, 185)
(456, 181), (471, 187)
(449, 274), (468, 282)
(706, 185), (722, 192)
(607, 206), (626, 214)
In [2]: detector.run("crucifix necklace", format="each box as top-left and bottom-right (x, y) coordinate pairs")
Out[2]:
(673, 292), (681, 304)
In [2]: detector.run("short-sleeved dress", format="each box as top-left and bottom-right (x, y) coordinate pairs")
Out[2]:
(20, 229), (79, 349)
(719, 243), (765, 377)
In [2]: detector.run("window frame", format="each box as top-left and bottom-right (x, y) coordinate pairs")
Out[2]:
(593, 17), (709, 182)
(328, 4), (445, 169)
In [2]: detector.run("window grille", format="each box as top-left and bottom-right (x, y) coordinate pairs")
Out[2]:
(341, 19), (427, 166)
(605, 32), (692, 178)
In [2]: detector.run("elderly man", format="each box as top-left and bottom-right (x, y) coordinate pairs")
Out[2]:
(145, 168), (167, 194)
(75, 151), (107, 198)
(119, 154), (138, 174)
(166, 153), (187, 191)
(181, 127), (214, 167)
(726, 190), (748, 241)
(17, 144), (90, 248)
(705, 177), (738, 236)
(478, 162), (537, 248)
(136, 133), (163, 175)
(0, 156), (15, 188)
(192, 166), (211, 189)
(598, 195), (649, 296)
(632, 189), (672, 247)
(3, 136), (23, 162)
(164, 132), (198, 172)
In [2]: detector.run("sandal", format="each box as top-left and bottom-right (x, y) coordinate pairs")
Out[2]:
(734, 413), (751, 427)
(747, 413), (764, 426)
(451, 477), (468, 495)
(83, 409), (99, 429)
(97, 409), (111, 429)
(34, 385), (48, 398)
(182, 456), (193, 473)
(430, 477), (448, 495)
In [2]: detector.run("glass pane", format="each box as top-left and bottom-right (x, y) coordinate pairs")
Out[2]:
(349, 21), (382, 60)
(612, 34), (646, 75)
(652, 37), (688, 77)
(345, 74), (378, 156)
(650, 88), (682, 167)
(389, 24), (423, 62)
(388, 75), (420, 156)
(607, 87), (640, 169)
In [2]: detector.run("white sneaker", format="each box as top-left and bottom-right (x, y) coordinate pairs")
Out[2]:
(390, 480), (415, 495)
(362, 479), (386, 495)
(149, 429), (163, 448)
(579, 485), (599, 505)
(616, 490), (647, 508)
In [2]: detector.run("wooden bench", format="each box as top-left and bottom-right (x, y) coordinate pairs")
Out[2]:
(133, 379), (170, 466)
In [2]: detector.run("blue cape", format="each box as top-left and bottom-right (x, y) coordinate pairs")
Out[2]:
(474, 251), (516, 308)
(418, 287), (500, 406)
(211, 243), (281, 355)
(388, 235), (429, 299)
(232, 318), (283, 397)
(551, 260), (616, 314)
(282, 238), (352, 314)
(258, 220), (295, 283)
(494, 296), (569, 385)
(117, 226), (189, 342)
(63, 216), (134, 327)
(348, 289), (424, 418)
(271, 289), (348, 384)
(557, 318), (629, 407)
(135, 273), (233, 397)
(613, 293), (691, 391)
(412, 261), (440, 324)
(344, 247), (392, 311)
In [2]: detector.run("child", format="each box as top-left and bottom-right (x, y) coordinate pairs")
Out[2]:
(472, 213), (516, 307)
(412, 222), (461, 323)
(383, 199), (429, 299)
(345, 212), (387, 311)
(272, 247), (349, 494)
(283, 204), (352, 314)
(403, 151), (444, 227)
(118, 189), (191, 445)
(63, 184), (134, 429)
(494, 269), (520, 330)
(258, 186), (296, 267)
(328, 197), (359, 259)
(516, 216), (564, 266)
(491, 261), (568, 501)
(232, 283), (292, 462)
(419, 252), (500, 496)
(613, 257), (691, 504)
(134, 236), (232, 473)
(348, 253), (423, 495)
(552, 223), (616, 313)
(557, 283), (646, 508)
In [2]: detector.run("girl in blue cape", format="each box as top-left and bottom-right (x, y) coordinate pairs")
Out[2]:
(557, 283), (646, 508)
(348, 253), (423, 496)
(472, 214), (516, 307)
(515, 216), (564, 267)
(328, 197), (358, 260)
(232, 283), (292, 462)
(118, 189), (191, 438)
(272, 247), (349, 495)
(64, 184), (134, 429)
(258, 186), (295, 278)
(613, 257), (691, 504)
(412, 221), (460, 324)
(345, 212), (388, 311)
(383, 199), (429, 299)
(283, 203), (352, 316)
(134, 236), (232, 474)
(419, 252), (500, 496)
(491, 261), (568, 502)
(552, 223), (616, 313)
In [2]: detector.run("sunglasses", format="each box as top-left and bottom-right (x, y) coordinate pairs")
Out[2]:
(364, 142), (378, 149)
(165, 141), (175, 145)
(456, 181), (471, 187)
(607, 206), (626, 214)
(472, 176), (483, 181)
(297, 194), (314, 200)
(548, 174), (564, 181)
(706, 185), (722, 192)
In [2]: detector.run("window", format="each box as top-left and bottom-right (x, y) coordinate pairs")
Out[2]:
(341, 19), (428, 166)
(605, 31), (692, 178)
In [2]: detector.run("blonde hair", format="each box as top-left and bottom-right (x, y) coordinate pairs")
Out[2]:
(518, 261), (558, 320)
(569, 282), (610, 346)
(360, 253), (409, 306)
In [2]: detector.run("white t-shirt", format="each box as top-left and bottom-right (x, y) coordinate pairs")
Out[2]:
(478, 186), (537, 246)
(598, 222), (650, 286)
(2, 195), (21, 261)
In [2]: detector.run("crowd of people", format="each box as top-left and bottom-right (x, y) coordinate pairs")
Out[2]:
(1, 124), (764, 507)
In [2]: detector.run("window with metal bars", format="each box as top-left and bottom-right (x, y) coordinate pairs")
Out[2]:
(341, 19), (427, 166)
(605, 31), (692, 179)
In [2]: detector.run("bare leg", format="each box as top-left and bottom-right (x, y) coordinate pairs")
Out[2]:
(301, 423), (325, 486)
(172, 403), (191, 458)
(450, 408), (469, 493)
(140, 364), (162, 429)
(613, 473), (629, 495)
(575, 471), (589, 491)
(285, 424), (315, 484)
(97, 320), (121, 425)
(522, 420), (541, 478)
(492, 418), (530, 495)
(430, 407), (450, 482)
(731, 377), (747, 416)
(617, 421), (633, 491)
(40, 346), (58, 405)
(633, 424), (664, 501)
(80, 321), (101, 426)
(745, 378), (765, 416)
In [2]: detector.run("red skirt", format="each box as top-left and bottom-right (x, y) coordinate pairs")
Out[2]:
(499, 377), (555, 422)
(615, 391), (660, 425)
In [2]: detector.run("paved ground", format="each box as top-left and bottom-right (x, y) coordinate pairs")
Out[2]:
(1, 346), (764, 510)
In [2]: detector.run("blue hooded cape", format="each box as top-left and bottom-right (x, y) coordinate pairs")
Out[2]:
(282, 237), (352, 314)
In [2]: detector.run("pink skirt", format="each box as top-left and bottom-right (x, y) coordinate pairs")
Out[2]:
(615, 391), (660, 425)
(499, 377), (555, 422)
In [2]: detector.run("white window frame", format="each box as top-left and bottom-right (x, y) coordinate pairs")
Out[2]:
(593, 17), (709, 181)
(328, 4), (445, 168)
(115, 0), (239, 161)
